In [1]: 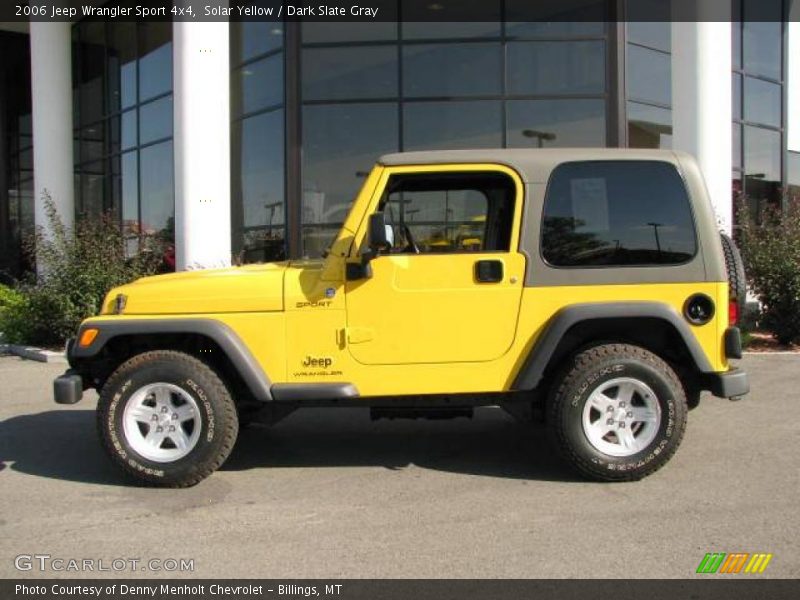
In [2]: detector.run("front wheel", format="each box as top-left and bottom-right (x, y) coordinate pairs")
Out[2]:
(97, 350), (239, 487)
(547, 344), (688, 482)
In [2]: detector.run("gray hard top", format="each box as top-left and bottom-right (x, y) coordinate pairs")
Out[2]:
(378, 148), (726, 285)
(379, 148), (696, 183)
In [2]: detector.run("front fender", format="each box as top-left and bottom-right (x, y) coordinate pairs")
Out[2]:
(71, 318), (273, 401)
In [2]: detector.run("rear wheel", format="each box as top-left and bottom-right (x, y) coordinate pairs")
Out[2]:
(97, 350), (239, 487)
(548, 344), (688, 481)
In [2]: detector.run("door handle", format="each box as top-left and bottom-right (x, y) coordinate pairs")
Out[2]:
(475, 259), (504, 283)
(346, 326), (374, 344)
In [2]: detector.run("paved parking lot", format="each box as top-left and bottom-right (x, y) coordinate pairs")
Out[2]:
(0, 354), (798, 579)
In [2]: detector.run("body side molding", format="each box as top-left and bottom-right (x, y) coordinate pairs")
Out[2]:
(71, 319), (273, 402)
(511, 302), (714, 391)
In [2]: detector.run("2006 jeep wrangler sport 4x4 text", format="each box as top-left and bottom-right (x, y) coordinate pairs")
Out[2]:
(55, 149), (749, 486)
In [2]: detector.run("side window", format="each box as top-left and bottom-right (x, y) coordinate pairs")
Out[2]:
(541, 161), (697, 267)
(379, 172), (515, 254)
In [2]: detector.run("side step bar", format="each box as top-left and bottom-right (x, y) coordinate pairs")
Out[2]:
(270, 383), (359, 402)
(370, 407), (474, 421)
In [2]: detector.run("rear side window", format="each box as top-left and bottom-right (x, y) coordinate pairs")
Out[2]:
(541, 160), (697, 267)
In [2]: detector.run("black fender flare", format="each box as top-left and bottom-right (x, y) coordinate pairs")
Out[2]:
(511, 302), (714, 391)
(71, 318), (273, 401)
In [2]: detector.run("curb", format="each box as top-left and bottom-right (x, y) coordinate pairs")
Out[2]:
(0, 343), (67, 363)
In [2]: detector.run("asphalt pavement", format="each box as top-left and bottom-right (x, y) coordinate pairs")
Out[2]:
(0, 354), (797, 578)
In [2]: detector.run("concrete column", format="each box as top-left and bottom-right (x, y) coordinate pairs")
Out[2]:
(30, 22), (74, 236)
(788, 20), (799, 153)
(672, 16), (733, 232)
(173, 22), (232, 270)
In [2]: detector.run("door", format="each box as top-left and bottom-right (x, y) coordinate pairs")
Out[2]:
(345, 166), (526, 365)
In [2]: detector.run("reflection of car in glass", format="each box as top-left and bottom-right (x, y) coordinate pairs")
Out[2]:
(455, 215), (487, 251)
(420, 232), (453, 253)
(54, 149), (748, 487)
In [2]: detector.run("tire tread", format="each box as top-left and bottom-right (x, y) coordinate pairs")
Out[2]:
(548, 343), (688, 482)
(720, 232), (746, 311)
(97, 350), (238, 488)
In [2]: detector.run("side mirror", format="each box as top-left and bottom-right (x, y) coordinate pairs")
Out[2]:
(346, 212), (392, 281)
(368, 212), (394, 253)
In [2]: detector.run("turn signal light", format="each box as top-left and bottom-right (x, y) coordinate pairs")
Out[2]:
(729, 300), (738, 326)
(78, 328), (99, 348)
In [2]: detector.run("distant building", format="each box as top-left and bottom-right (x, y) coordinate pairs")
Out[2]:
(1, 0), (798, 278)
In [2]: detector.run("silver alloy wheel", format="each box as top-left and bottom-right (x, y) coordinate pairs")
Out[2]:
(122, 383), (202, 463)
(581, 377), (662, 457)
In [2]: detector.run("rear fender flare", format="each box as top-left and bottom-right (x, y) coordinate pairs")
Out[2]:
(511, 302), (714, 391)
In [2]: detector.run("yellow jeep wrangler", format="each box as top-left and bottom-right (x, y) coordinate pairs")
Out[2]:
(54, 149), (749, 487)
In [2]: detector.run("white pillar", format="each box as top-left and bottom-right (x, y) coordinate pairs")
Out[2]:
(788, 20), (800, 153)
(173, 22), (232, 270)
(30, 22), (75, 237)
(672, 17), (733, 232)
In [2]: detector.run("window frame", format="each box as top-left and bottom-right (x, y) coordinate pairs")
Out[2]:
(352, 163), (526, 259)
(378, 173), (508, 255)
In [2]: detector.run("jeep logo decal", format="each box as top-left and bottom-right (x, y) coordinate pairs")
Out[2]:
(303, 356), (333, 368)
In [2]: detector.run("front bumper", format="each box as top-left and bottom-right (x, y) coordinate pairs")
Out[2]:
(54, 370), (84, 404)
(54, 337), (84, 404)
(703, 367), (749, 399)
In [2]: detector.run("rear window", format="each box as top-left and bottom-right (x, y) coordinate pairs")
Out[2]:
(541, 160), (697, 267)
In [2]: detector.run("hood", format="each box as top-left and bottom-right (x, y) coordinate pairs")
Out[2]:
(103, 263), (288, 315)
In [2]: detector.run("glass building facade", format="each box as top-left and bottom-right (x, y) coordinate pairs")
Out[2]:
(0, 0), (796, 280)
(732, 0), (788, 221)
(295, 16), (610, 257)
(625, 0), (673, 149)
(235, 0), (619, 260)
(0, 31), (33, 278)
(230, 22), (286, 263)
(72, 20), (174, 249)
(229, 0), (793, 262)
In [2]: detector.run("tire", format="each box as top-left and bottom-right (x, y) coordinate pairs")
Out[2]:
(547, 343), (688, 482)
(97, 350), (239, 487)
(720, 232), (746, 316)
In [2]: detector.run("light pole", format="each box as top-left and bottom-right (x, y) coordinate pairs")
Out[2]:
(647, 222), (663, 254)
(265, 201), (282, 238)
(522, 128), (557, 148)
